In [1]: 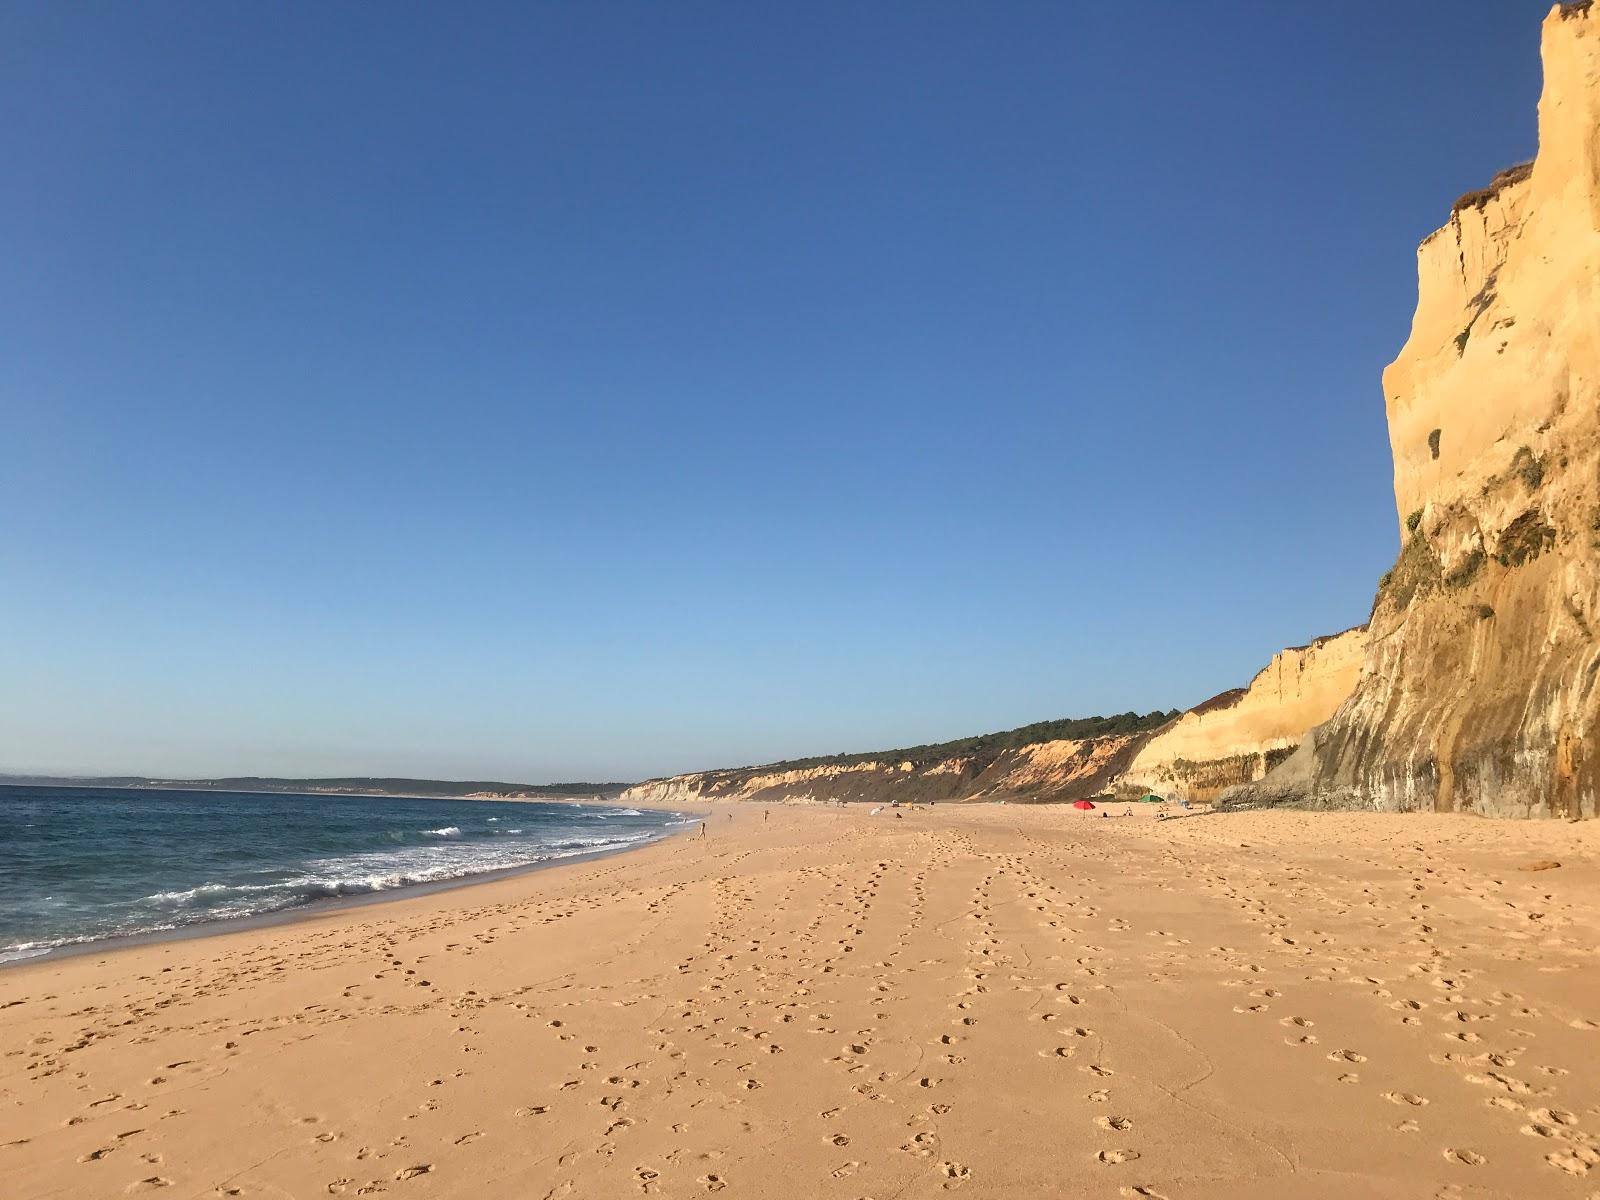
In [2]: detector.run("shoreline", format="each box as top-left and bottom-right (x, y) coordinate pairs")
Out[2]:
(0, 797), (708, 973)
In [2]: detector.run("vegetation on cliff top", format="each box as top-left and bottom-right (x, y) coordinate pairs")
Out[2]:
(1451, 162), (1533, 215)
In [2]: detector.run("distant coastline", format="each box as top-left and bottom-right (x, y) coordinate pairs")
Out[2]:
(0, 775), (632, 801)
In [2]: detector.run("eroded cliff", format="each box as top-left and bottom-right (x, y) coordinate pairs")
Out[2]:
(625, 10), (1597, 821)
(620, 725), (1159, 808)
(1234, 3), (1600, 818)
(1117, 627), (1367, 802)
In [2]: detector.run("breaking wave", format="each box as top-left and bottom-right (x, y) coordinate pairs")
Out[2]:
(0, 790), (692, 964)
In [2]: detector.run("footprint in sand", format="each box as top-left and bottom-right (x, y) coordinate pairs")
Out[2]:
(1097, 1149), (1140, 1164)
(1442, 1148), (1485, 1166)
(1546, 1147), (1600, 1176)
(1528, 1107), (1577, 1127)
(1096, 1116), (1133, 1131)
(1383, 1092), (1429, 1107)
(939, 1161), (970, 1189)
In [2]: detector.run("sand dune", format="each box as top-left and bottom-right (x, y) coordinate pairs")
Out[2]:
(3, 803), (1598, 1198)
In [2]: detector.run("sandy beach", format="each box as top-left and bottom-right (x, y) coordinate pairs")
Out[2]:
(3, 803), (1598, 1199)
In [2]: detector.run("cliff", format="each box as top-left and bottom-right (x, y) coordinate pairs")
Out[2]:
(625, 9), (1598, 822)
(1117, 627), (1367, 802)
(622, 625), (1372, 809)
(618, 715), (1172, 807)
(621, 641), (1381, 811)
(1232, 3), (1600, 818)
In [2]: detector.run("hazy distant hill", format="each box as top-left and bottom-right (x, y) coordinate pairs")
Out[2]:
(0, 775), (630, 800)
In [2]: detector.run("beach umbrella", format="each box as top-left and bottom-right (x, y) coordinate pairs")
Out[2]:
(1137, 794), (1164, 804)
(1072, 800), (1096, 810)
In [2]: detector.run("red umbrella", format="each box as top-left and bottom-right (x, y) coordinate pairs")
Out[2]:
(1072, 800), (1096, 810)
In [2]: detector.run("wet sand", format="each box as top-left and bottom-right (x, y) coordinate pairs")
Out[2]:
(3, 803), (1597, 1198)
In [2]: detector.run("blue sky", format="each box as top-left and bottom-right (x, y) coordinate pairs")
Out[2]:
(1, 2), (1551, 781)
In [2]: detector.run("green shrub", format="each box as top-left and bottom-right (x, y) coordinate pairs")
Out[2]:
(1511, 446), (1544, 490)
(1496, 510), (1556, 567)
(1444, 548), (1485, 589)
(1383, 528), (1444, 609)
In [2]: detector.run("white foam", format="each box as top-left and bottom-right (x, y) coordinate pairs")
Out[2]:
(143, 882), (233, 904)
(4, 802), (685, 960)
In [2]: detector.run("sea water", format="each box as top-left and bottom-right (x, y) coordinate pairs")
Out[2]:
(0, 785), (689, 963)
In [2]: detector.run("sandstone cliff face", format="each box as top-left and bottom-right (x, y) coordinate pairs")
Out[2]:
(619, 733), (1150, 807)
(1117, 627), (1366, 801)
(1237, 3), (1600, 819)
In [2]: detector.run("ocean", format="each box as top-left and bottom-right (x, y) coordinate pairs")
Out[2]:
(0, 784), (690, 963)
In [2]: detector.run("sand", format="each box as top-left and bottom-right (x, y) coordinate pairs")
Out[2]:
(3, 802), (1598, 1199)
